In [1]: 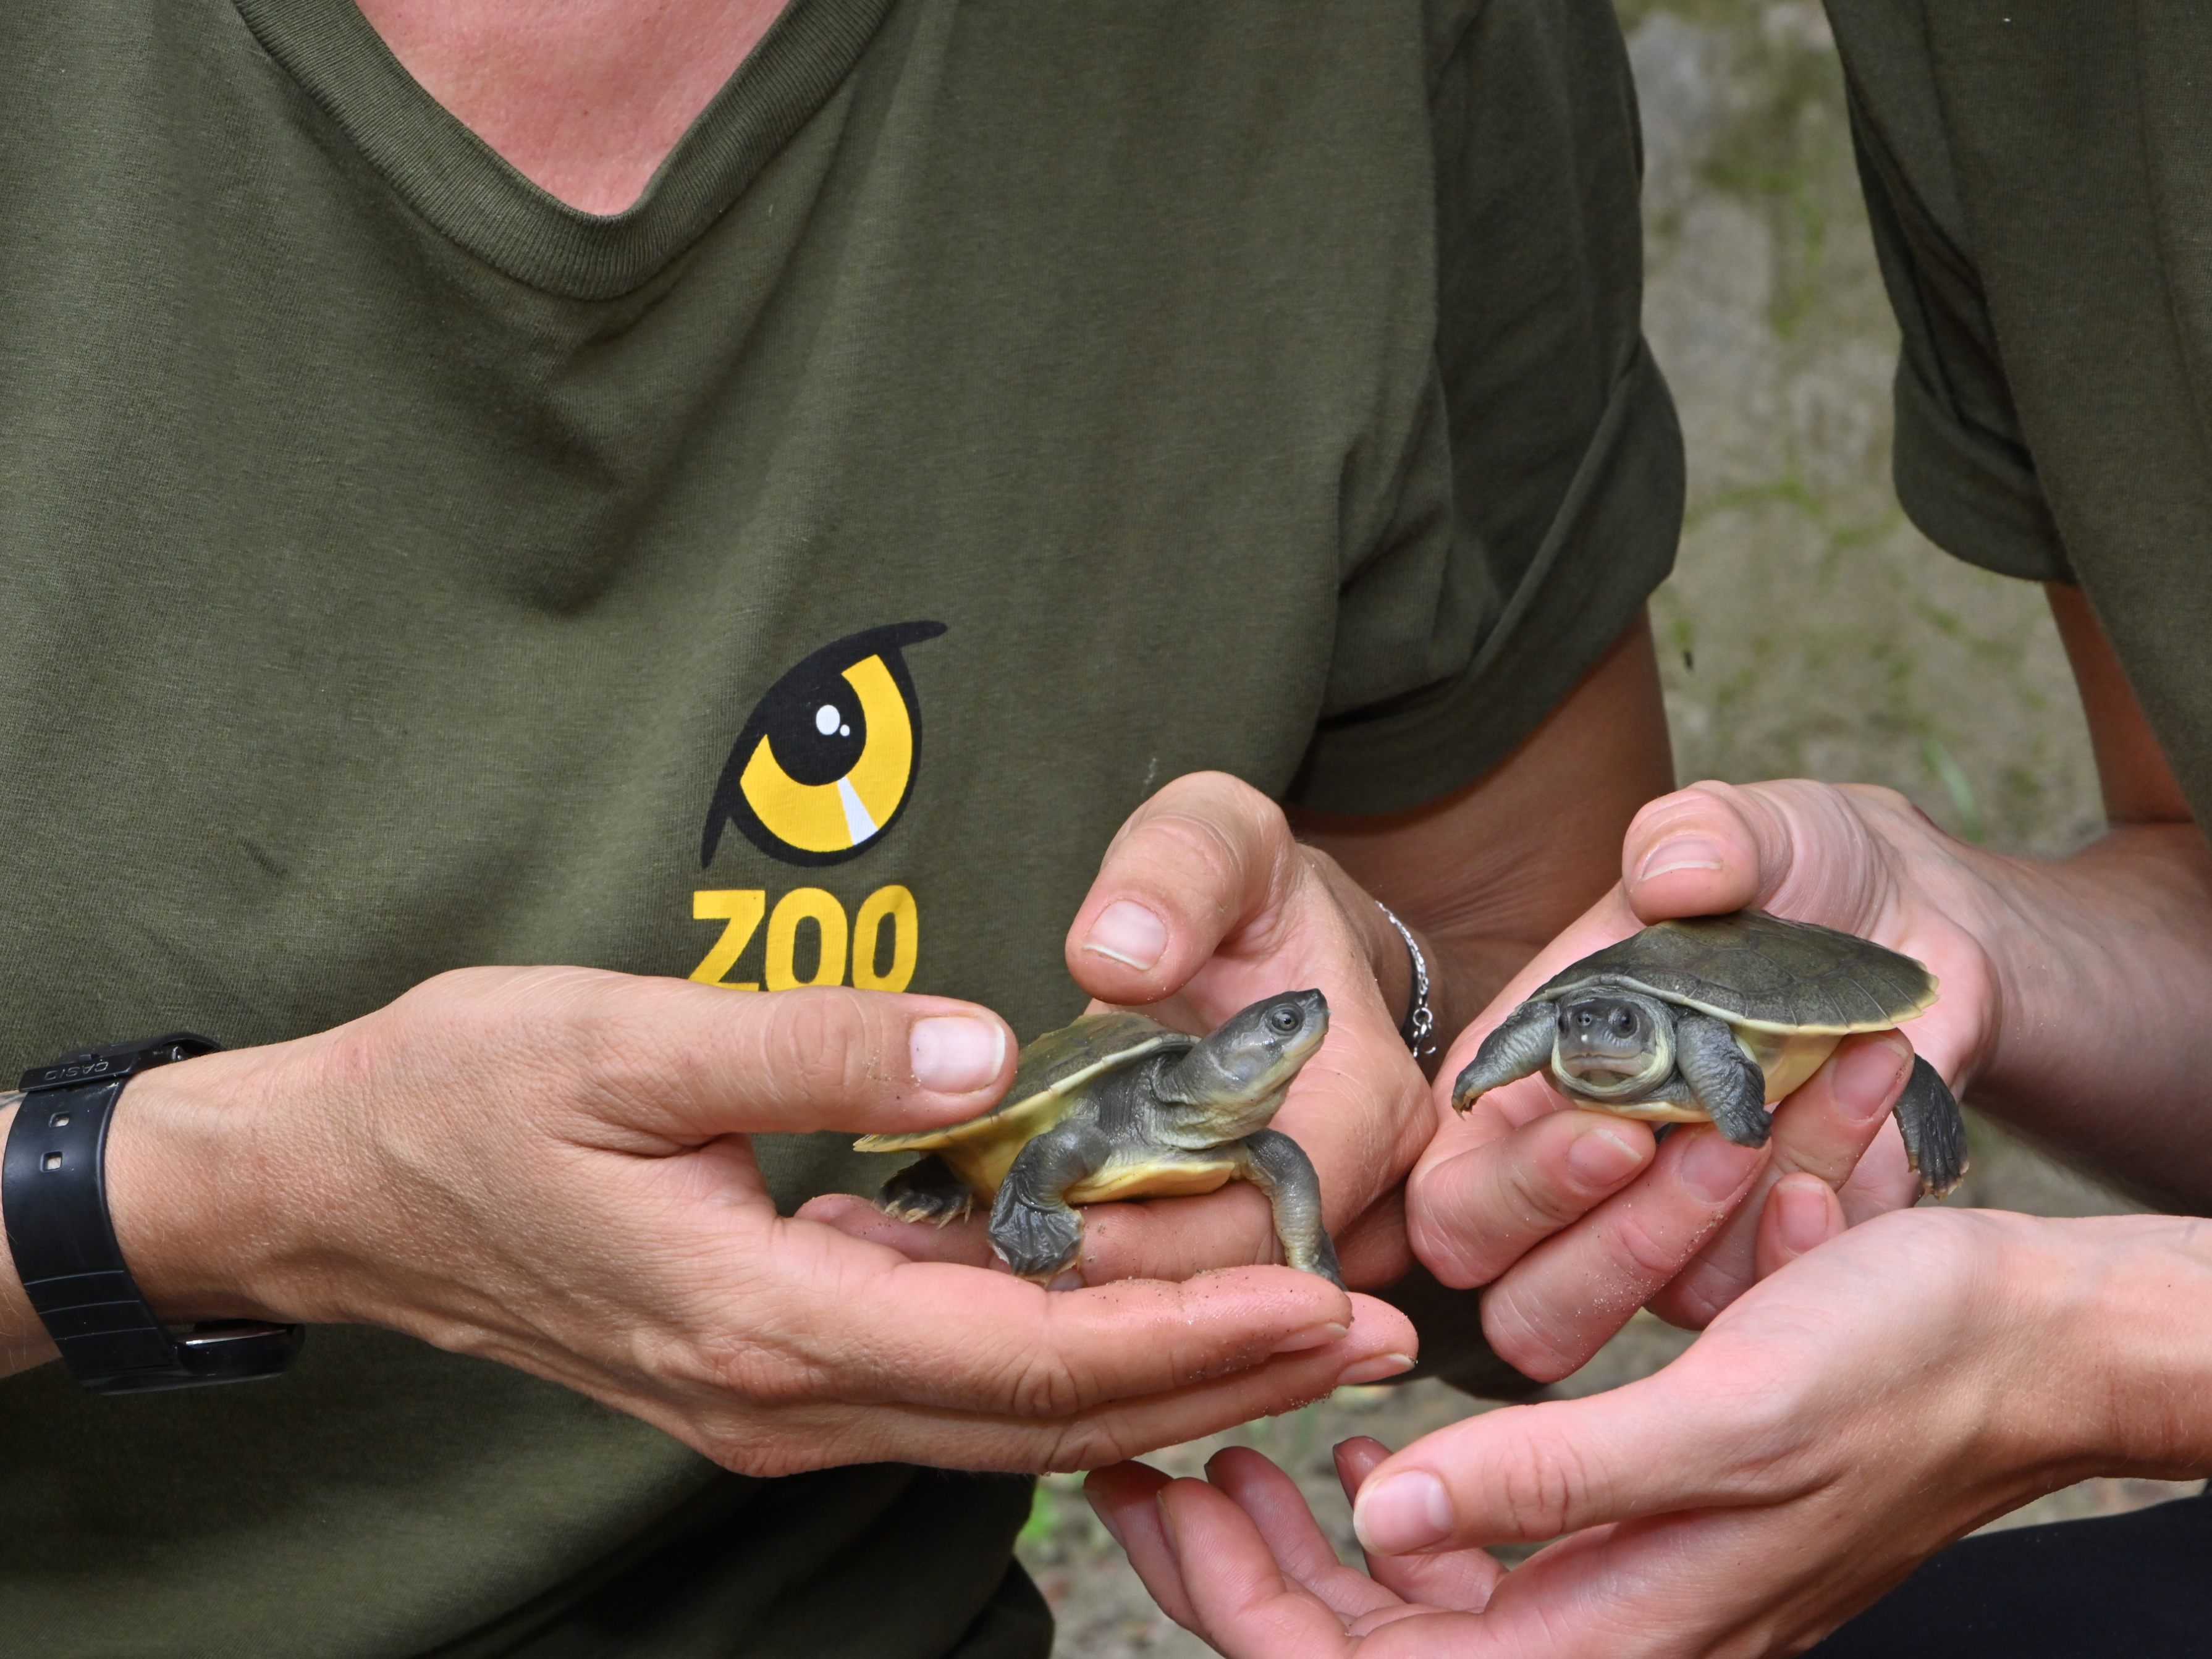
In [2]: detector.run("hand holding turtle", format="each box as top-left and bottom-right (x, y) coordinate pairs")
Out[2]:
(83, 966), (1416, 1474)
(1086, 1200), (2212, 1658)
(809, 771), (1442, 1290)
(1408, 864), (1940, 1378)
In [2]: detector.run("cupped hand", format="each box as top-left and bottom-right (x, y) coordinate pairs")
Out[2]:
(108, 966), (1416, 1476)
(1410, 779), (1996, 1378)
(809, 771), (1439, 1290)
(1089, 1200), (2200, 1658)
(1087, 1437), (1503, 1655)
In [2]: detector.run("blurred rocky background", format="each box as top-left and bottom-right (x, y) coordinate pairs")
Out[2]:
(1026, 4), (2196, 1650)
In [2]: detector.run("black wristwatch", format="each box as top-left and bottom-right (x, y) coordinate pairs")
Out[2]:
(2, 1034), (303, 1394)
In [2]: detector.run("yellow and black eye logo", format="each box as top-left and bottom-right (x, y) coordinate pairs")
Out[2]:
(701, 622), (947, 868)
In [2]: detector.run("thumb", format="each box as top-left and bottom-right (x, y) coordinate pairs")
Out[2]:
(1622, 779), (1899, 932)
(1066, 771), (1301, 1005)
(1347, 1374), (1783, 1555)
(450, 969), (1018, 1146)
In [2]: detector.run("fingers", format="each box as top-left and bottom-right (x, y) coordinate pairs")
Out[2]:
(707, 1276), (1416, 1477)
(1646, 1032), (1910, 1327)
(1756, 1173), (1847, 1278)
(1087, 1461), (1199, 1629)
(1838, 1120), (1921, 1223)
(1472, 1126), (1767, 1382)
(1349, 1382), (1768, 1555)
(1406, 1105), (1656, 1288)
(439, 969), (1018, 1146)
(792, 1194), (1000, 1269)
(1156, 1477), (1366, 1658)
(1336, 1438), (1505, 1610)
(822, 1243), (1416, 1422)
(1068, 771), (1297, 1004)
(1205, 1448), (1404, 1619)
(1076, 1181), (1286, 1285)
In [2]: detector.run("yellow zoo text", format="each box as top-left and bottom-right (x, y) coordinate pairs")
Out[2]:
(690, 885), (919, 992)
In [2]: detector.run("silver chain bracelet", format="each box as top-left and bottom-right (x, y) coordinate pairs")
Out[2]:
(1374, 902), (1436, 1058)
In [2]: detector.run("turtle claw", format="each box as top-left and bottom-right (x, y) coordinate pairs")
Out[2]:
(990, 1194), (1084, 1281)
(882, 1193), (971, 1228)
(877, 1155), (976, 1228)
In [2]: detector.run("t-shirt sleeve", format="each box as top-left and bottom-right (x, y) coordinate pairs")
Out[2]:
(1837, 19), (2072, 585)
(1286, 0), (1684, 816)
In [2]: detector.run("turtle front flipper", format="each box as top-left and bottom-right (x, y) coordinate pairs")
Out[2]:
(879, 1153), (976, 1228)
(989, 1120), (1113, 1281)
(1225, 1128), (1342, 1288)
(1451, 999), (1556, 1109)
(1894, 1055), (1969, 1199)
(1674, 1011), (1771, 1146)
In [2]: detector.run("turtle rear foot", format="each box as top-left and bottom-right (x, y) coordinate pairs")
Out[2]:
(1894, 1055), (1969, 1199)
(879, 1153), (974, 1227)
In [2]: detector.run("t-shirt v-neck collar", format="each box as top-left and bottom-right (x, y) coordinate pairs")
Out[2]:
(230, 0), (897, 299)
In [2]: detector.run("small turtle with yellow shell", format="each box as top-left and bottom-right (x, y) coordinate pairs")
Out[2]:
(856, 990), (1341, 1286)
(1452, 910), (1967, 1197)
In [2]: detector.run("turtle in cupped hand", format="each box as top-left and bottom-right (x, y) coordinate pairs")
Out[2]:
(855, 989), (1341, 1287)
(1451, 910), (1968, 1198)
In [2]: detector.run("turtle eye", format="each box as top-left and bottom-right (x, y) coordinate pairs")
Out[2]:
(1267, 1005), (1303, 1034)
(702, 622), (946, 867)
(1610, 1007), (1639, 1036)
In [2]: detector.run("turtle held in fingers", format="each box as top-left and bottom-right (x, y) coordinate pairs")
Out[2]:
(855, 990), (1342, 1287)
(1451, 910), (1968, 1198)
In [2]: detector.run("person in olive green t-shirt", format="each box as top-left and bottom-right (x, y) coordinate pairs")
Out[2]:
(0, 1), (1705, 1656)
(1094, 4), (2212, 1657)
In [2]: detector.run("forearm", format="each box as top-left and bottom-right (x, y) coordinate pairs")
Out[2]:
(2040, 1212), (2212, 1479)
(1964, 821), (2212, 1208)
(1296, 612), (1674, 1067)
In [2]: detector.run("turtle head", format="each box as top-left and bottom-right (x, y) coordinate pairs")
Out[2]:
(1551, 989), (1675, 1098)
(1155, 989), (1329, 1141)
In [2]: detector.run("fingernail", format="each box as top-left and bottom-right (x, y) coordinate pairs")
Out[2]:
(1048, 1270), (1084, 1293)
(1565, 1126), (1647, 1189)
(1082, 900), (1168, 971)
(910, 1016), (1006, 1092)
(1353, 1471), (1451, 1555)
(1679, 1128), (1763, 1201)
(1084, 1489), (1126, 1548)
(1833, 1037), (1909, 1123)
(1637, 836), (1724, 882)
(1338, 1352), (1416, 1386)
(1775, 1181), (1833, 1255)
(1272, 1320), (1348, 1354)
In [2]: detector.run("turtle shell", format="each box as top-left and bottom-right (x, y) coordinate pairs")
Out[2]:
(1535, 910), (1936, 1034)
(854, 1009), (1194, 1155)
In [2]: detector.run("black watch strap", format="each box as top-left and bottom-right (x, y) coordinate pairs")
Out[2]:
(4, 1034), (302, 1394)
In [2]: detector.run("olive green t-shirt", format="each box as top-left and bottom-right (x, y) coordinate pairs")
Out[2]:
(0, 1), (1678, 1653)
(1829, 0), (2212, 819)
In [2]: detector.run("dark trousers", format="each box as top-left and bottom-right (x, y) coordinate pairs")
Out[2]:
(1813, 1488), (2212, 1658)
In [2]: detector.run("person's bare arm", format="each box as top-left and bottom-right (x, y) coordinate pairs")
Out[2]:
(1288, 613), (1679, 1063)
(0, 974), (1419, 1463)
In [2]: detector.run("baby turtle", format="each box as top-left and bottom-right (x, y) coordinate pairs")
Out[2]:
(1451, 910), (1967, 1197)
(855, 989), (1341, 1286)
